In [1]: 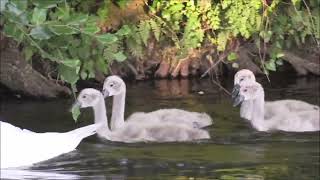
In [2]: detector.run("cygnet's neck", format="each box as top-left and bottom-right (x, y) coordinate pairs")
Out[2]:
(240, 101), (253, 120)
(249, 89), (268, 131)
(93, 96), (111, 136)
(110, 88), (126, 130)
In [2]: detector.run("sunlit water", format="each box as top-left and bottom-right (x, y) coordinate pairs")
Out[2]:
(1, 74), (319, 180)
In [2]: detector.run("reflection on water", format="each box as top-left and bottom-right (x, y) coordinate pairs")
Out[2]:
(0, 169), (80, 180)
(0, 75), (319, 179)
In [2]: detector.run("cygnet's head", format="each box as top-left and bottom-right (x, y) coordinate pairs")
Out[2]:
(232, 69), (256, 99)
(233, 81), (262, 107)
(75, 88), (103, 108)
(102, 75), (126, 98)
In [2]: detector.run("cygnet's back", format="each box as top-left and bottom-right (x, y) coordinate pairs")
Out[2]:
(127, 109), (212, 128)
(266, 99), (319, 112)
(111, 122), (210, 143)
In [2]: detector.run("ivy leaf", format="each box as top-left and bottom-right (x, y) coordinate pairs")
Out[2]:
(30, 26), (52, 40)
(6, 2), (23, 16)
(113, 51), (127, 62)
(265, 60), (276, 71)
(0, 0), (8, 12)
(97, 33), (118, 44)
(61, 59), (81, 68)
(227, 52), (237, 61)
(23, 46), (34, 61)
(32, 0), (61, 9)
(276, 52), (285, 58)
(83, 25), (100, 34)
(80, 71), (88, 80)
(71, 103), (81, 122)
(10, 0), (27, 11)
(58, 64), (79, 84)
(49, 25), (78, 35)
(66, 14), (88, 25)
(32, 8), (47, 25)
(3, 22), (24, 42)
(77, 46), (90, 59)
(276, 59), (284, 65)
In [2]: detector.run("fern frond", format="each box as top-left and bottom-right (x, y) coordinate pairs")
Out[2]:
(138, 21), (151, 46)
(126, 26), (144, 58)
(103, 42), (120, 61)
(149, 19), (161, 41)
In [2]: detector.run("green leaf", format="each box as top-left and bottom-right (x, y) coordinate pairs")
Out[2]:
(32, 0), (61, 9)
(30, 26), (53, 40)
(49, 25), (78, 35)
(96, 57), (108, 74)
(0, 0), (8, 12)
(97, 33), (118, 44)
(71, 103), (81, 122)
(61, 59), (81, 68)
(80, 71), (88, 80)
(58, 64), (79, 84)
(227, 52), (237, 61)
(276, 59), (284, 65)
(265, 60), (276, 71)
(149, 19), (160, 41)
(116, 25), (131, 36)
(56, 5), (70, 20)
(23, 46), (34, 61)
(259, 30), (272, 42)
(3, 22), (24, 42)
(32, 8), (47, 25)
(217, 32), (229, 51)
(83, 25), (100, 34)
(113, 51), (127, 62)
(77, 46), (90, 59)
(6, 2), (23, 16)
(10, 0), (27, 11)
(276, 52), (284, 58)
(138, 21), (150, 46)
(66, 14), (88, 25)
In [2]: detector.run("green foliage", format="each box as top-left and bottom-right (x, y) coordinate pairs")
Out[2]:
(1, 0), (127, 88)
(1, 0), (318, 87)
(71, 103), (81, 122)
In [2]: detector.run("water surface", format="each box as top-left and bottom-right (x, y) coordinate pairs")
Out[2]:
(1, 75), (319, 179)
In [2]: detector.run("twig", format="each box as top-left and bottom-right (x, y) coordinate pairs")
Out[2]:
(200, 53), (227, 79)
(210, 78), (231, 96)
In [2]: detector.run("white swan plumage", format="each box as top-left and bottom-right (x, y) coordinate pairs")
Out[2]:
(102, 75), (213, 131)
(74, 88), (210, 142)
(232, 81), (320, 132)
(1, 121), (99, 168)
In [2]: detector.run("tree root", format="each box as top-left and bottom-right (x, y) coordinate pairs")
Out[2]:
(0, 38), (71, 98)
(281, 50), (319, 75)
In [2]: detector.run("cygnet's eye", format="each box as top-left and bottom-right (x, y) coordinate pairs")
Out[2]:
(243, 89), (248, 92)
(82, 95), (87, 99)
(240, 77), (244, 82)
(110, 83), (114, 87)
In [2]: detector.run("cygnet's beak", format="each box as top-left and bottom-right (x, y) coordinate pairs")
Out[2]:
(232, 94), (244, 107)
(231, 84), (241, 99)
(102, 88), (110, 98)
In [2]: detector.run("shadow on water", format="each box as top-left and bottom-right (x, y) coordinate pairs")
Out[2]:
(0, 75), (319, 179)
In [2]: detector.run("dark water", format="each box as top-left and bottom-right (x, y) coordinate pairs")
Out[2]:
(1, 75), (319, 180)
